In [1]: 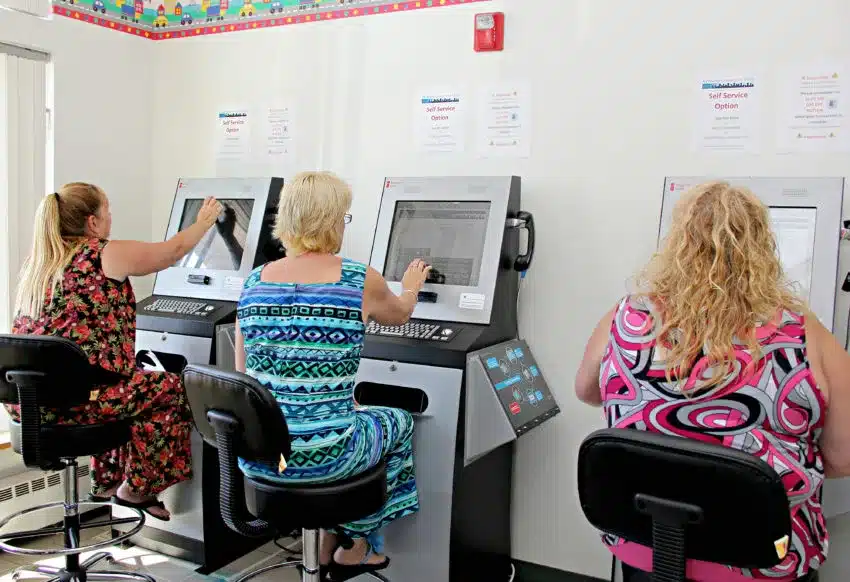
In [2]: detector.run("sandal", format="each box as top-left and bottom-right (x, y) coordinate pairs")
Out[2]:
(326, 542), (390, 582)
(112, 496), (171, 522)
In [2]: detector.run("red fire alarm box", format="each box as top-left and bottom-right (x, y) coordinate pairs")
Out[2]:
(474, 12), (504, 52)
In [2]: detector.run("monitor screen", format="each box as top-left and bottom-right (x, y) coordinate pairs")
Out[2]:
(383, 201), (491, 286)
(769, 206), (817, 301)
(176, 198), (255, 271)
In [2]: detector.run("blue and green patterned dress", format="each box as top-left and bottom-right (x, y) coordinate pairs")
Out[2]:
(236, 258), (419, 539)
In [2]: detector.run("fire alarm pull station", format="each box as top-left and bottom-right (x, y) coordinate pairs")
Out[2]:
(474, 12), (504, 52)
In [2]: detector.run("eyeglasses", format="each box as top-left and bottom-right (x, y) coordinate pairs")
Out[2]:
(344, 213), (352, 224)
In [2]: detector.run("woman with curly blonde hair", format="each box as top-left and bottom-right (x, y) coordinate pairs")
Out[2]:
(575, 182), (848, 582)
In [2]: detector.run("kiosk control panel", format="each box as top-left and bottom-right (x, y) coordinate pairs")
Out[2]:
(476, 339), (560, 436)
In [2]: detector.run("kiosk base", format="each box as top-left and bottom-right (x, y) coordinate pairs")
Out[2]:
(355, 358), (513, 582)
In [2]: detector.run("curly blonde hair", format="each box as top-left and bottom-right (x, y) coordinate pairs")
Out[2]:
(636, 181), (804, 392)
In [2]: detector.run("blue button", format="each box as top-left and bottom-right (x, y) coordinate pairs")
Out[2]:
(536, 391), (544, 401)
(530, 365), (540, 377)
(486, 357), (499, 369)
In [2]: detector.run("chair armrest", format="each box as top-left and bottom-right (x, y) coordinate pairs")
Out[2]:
(207, 410), (274, 538)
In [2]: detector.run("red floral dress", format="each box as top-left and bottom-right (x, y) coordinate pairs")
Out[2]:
(7, 238), (193, 497)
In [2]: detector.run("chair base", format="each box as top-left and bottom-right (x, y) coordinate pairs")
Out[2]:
(11, 551), (155, 582)
(233, 528), (391, 582)
(0, 500), (145, 557)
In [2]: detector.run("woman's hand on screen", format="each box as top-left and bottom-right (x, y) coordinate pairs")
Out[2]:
(401, 259), (431, 293)
(196, 197), (223, 229)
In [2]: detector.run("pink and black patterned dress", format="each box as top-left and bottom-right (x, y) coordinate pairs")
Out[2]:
(600, 295), (827, 582)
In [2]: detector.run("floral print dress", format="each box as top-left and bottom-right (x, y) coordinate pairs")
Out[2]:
(7, 238), (193, 497)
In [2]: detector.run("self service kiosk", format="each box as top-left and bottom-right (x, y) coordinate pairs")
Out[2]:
(354, 176), (561, 582)
(660, 176), (850, 518)
(114, 177), (285, 571)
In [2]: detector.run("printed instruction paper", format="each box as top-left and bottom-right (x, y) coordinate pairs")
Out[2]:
(215, 109), (251, 177)
(415, 90), (465, 153)
(693, 75), (759, 153)
(261, 105), (296, 174)
(777, 64), (848, 153)
(475, 82), (532, 157)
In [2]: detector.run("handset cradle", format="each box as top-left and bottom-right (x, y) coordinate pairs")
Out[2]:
(507, 211), (535, 272)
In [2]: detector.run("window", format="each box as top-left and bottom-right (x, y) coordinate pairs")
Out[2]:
(0, 43), (50, 333)
(0, 44), (50, 435)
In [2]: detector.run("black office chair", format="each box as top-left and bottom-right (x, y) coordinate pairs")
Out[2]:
(578, 428), (801, 582)
(0, 335), (152, 582)
(182, 364), (392, 582)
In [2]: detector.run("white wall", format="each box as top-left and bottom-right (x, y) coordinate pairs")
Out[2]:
(150, 0), (850, 578)
(0, 12), (155, 297)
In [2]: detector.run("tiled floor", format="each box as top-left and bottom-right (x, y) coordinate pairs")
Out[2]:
(0, 524), (305, 582)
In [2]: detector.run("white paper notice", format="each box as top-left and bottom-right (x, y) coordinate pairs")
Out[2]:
(777, 64), (848, 153)
(415, 91), (465, 153)
(215, 110), (251, 176)
(693, 76), (759, 153)
(476, 83), (532, 157)
(262, 106), (295, 172)
(224, 276), (246, 291)
(459, 293), (486, 310)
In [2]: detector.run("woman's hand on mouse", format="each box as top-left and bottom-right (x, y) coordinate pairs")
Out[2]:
(196, 197), (224, 229)
(402, 259), (432, 294)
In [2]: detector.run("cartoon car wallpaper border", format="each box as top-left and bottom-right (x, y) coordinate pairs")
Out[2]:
(52, 0), (492, 41)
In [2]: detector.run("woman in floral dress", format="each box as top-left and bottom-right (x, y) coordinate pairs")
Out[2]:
(8, 183), (222, 521)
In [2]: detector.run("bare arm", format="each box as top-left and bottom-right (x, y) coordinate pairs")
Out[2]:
(575, 307), (616, 407)
(806, 315), (850, 477)
(235, 323), (246, 373)
(101, 197), (223, 280)
(363, 267), (418, 326)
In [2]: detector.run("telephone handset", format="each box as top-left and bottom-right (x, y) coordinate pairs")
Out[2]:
(507, 211), (535, 272)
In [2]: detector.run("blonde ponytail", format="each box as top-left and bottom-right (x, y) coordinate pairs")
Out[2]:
(15, 184), (105, 319)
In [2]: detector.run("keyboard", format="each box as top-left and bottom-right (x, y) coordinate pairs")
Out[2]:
(143, 298), (216, 316)
(367, 321), (440, 340)
(366, 321), (455, 342)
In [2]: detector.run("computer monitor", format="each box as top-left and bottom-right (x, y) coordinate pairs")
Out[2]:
(175, 199), (255, 271)
(659, 177), (844, 328)
(370, 177), (521, 325)
(769, 206), (817, 301)
(383, 201), (492, 287)
(153, 177), (284, 302)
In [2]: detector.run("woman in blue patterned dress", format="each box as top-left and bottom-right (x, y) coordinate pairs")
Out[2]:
(235, 171), (429, 579)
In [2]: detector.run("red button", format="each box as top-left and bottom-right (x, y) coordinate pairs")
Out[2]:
(509, 402), (521, 415)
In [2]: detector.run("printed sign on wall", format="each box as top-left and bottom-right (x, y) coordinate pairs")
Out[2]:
(52, 0), (491, 41)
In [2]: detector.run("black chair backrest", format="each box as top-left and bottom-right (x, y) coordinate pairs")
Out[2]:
(0, 334), (124, 407)
(183, 364), (291, 464)
(0, 334), (127, 469)
(578, 428), (792, 580)
(182, 364), (290, 538)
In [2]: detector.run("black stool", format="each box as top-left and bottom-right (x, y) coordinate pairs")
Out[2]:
(0, 335), (152, 582)
(577, 428), (801, 582)
(182, 364), (392, 582)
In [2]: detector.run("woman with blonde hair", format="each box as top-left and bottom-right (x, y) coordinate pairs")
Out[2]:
(575, 182), (847, 581)
(236, 171), (429, 580)
(9, 183), (223, 521)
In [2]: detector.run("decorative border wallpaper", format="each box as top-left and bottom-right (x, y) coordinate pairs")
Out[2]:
(52, 0), (491, 41)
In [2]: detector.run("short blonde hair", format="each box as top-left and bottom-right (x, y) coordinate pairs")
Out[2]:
(274, 171), (352, 255)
